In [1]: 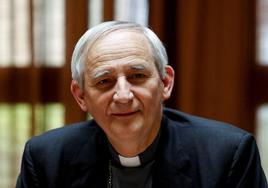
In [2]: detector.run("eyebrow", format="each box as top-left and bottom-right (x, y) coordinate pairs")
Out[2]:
(92, 70), (112, 79)
(129, 64), (148, 71)
(91, 64), (149, 79)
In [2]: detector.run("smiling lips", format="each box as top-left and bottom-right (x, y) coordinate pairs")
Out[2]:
(111, 110), (139, 117)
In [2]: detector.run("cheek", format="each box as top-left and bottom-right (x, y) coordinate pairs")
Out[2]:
(134, 80), (163, 103)
(84, 90), (113, 114)
(147, 79), (164, 97)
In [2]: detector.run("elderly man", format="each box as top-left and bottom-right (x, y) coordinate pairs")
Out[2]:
(16, 21), (267, 188)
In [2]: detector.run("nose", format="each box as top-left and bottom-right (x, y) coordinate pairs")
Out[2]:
(113, 76), (134, 103)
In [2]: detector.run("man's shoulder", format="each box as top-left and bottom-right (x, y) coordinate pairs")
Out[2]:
(26, 120), (103, 155)
(163, 108), (251, 148)
(163, 107), (247, 135)
(20, 120), (107, 185)
(32, 120), (96, 139)
(162, 108), (256, 169)
(162, 110), (266, 187)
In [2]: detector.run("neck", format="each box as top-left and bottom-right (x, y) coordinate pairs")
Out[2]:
(108, 125), (160, 157)
(109, 138), (148, 157)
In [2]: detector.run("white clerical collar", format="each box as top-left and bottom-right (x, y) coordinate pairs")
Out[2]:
(118, 155), (141, 167)
(108, 132), (161, 167)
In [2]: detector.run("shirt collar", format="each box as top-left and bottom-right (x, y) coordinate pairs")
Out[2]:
(108, 132), (161, 167)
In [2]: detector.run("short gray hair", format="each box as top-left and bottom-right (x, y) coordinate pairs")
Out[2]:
(71, 21), (168, 88)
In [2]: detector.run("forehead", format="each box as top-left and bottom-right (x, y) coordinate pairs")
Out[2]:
(94, 29), (150, 51)
(85, 30), (155, 70)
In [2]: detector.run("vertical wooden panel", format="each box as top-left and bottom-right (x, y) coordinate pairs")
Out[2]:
(175, 0), (202, 112)
(148, 0), (166, 41)
(103, 0), (114, 21)
(175, 0), (255, 132)
(64, 0), (88, 124)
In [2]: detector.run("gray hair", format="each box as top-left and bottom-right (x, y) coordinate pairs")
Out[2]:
(71, 21), (168, 88)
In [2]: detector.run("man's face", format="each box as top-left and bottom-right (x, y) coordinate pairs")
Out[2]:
(72, 30), (173, 151)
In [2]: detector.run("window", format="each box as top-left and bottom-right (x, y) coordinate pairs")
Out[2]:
(88, 0), (149, 27)
(0, 104), (30, 188)
(0, 0), (65, 68)
(256, 0), (268, 65)
(256, 105), (268, 176)
(0, 0), (66, 187)
(114, 0), (149, 26)
(0, 0), (30, 67)
(33, 0), (65, 67)
(0, 103), (65, 187)
(255, 0), (268, 177)
(88, 0), (103, 28)
(34, 103), (65, 135)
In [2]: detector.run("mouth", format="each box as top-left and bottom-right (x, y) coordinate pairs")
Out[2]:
(111, 110), (139, 117)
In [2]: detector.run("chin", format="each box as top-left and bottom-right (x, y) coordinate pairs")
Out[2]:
(110, 122), (143, 136)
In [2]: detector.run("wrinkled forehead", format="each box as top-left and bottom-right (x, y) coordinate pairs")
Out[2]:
(86, 30), (154, 64)
(92, 29), (151, 52)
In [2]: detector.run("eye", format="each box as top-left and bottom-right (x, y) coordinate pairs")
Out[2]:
(98, 79), (110, 85)
(128, 73), (147, 79)
(95, 78), (114, 89)
(127, 73), (148, 84)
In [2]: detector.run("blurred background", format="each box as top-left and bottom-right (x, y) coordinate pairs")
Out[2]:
(0, 0), (268, 187)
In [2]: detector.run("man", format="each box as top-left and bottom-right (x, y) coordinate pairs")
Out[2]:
(16, 21), (267, 188)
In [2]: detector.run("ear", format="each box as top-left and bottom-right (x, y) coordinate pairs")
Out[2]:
(162, 65), (175, 101)
(70, 80), (88, 112)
